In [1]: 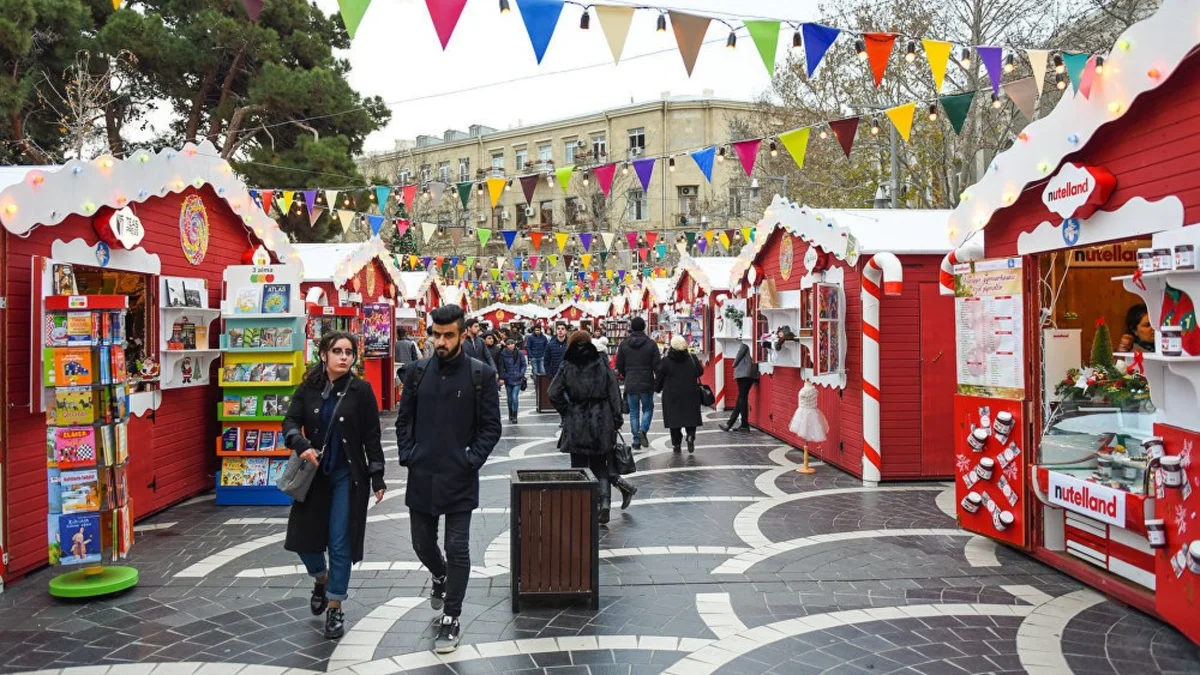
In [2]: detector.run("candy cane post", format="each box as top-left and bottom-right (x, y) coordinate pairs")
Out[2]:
(711, 291), (730, 409)
(861, 253), (903, 486)
(938, 239), (985, 295)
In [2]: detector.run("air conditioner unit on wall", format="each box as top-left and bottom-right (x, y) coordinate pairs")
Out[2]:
(680, 186), (698, 197)
(478, 215), (488, 223)
(629, 147), (642, 158)
(525, 207), (536, 217)
(501, 210), (511, 220)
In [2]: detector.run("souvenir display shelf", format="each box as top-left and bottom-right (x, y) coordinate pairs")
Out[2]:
(42, 293), (138, 598)
(305, 304), (361, 365)
(217, 265), (304, 506)
(714, 298), (752, 358)
(758, 289), (810, 370)
(158, 276), (221, 390)
(605, 318), (629, 356)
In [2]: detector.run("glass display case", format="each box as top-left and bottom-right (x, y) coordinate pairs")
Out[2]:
(1039, 407), (1156, 495)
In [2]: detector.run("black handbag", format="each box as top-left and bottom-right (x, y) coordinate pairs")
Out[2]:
(612, 431), (636, 475)
(698, 383), (716, 408)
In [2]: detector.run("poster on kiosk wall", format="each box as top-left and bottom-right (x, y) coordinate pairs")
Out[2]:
(954, 258), (1024, 400)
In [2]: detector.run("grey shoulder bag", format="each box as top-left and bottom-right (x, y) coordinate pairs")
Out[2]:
(276, 385), (349, 502)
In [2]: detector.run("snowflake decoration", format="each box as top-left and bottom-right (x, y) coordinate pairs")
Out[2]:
(1175, 504), (1189, 536)
(1181, 439), (1193, 469)
(1004, 462), (1020, 482)
(956, 454), (973, 474)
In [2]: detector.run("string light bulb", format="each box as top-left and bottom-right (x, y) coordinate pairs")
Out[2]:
(4, 204), (16, 215)
(819, 127), (828, 140)
(1094, 56), (1105, 74)
(546, 173), (554, 186)
(905, 40), (917, 63)
(1055, 73), (1067, 90)
(1053, 54), (1065, 73)
(580, 9), (589, 29)
(726, 31), (737, 49)
(716, 146), (726, 162)
(1003, 53), (1015, 73)
(499, 0), (510, 13)
(668, 157), (676, 171)
(854, 38), (867, 60)
(960, 47), (972, 68)
(656, 13), (666, 32)
(869, 118), (881, 135)
(769, 141), (778, 157)
(991, 93), (1003, 109)
(505, 179), (512, 191)
(927, 103), (939, 121)
(622, 163), (630, 176)
(792, 30), (802, 49)
(582, 170), (590, 186)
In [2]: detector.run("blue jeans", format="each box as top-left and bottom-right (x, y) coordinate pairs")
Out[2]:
(506, 383), (521, 416)
(626, 392), (654, 441)
(298, 462), (352, 601)
(532, 357), (546, 377)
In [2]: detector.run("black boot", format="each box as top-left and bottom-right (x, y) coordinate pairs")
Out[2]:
(324, 606), (345, 639)
(310, 579), (328, 616)
(598, 488), (611, 524)
(611, 475), (637, 509)
(686, 434), (696, 454)
(720, 420), (735, 432)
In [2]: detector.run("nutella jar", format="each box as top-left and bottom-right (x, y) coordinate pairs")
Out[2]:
(967, 428), (989, 453)
(1161, 325), (1183, 357)
(1143, 437), (1165, 462)
(976, 457), (996, 481)
(961, 492), (982, 514)
(1162, 455), (1183, 487)
(992, 411), (1015, 444)
(1176, 244), (1195, 270)
(1154, 248), (1174, 271)
(1137, 248), (1155, 272)
(1190, 545), (1200, 575)
(1097, 454), (1113, 479)
(1146, 519), (1167, 549)
(995, 510), (1014, 531)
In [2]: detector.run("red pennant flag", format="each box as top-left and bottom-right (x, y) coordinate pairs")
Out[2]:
(402, 185), (418, 209)
(425, 0), (469, 50)
(242, 0), (264, 21)
(863, 33), (896, 87)
(626, 232), (639, 249)
(435, 256), (445, 268)
(644, 231), (658, 248)
(530, 231), (544, 251)
(593, 163), (617, 197)
(731, 139), (761, 177)
(829, 118), (860, 158)
(638, 247), (649, 262)
(260, 189), (274, 215)
(396, 219), (410, 237)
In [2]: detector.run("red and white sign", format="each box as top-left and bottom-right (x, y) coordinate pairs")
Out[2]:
(1047, 471), (1126, 527)
(93, 206), (145, 250)
(1041, 163), (1116, 220)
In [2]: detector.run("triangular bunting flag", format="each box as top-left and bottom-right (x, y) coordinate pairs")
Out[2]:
(486, 177), (506, 208)
(401, 185), (417, 210)
(1079, 56), (1098, 99)
(885, 102), (916, 142)
(644, 231), (658, 248)
(303, 190), (317, 213)
(690, 145), (716, 182)
(368, 214), (384, 236)
(563, 254), (574, 268)
(601, 232), (615, 250)
(743, 21), (781, 78)
(923, 39), (952, 93)
(515, 0), (565, 64)
(548, 254), (558, 267)
(241, 0), (263, 21)
(579, 232), (593, 251)
(324, 189), (339, 210)
(450, 227), (463, 246)
(429, 181), (447, 209)
(337, 0), (372, 40)
(477, 227), (492, 248)
(308, 206), (324, 227)
(260, 190), (274, 215)
(555, 232), (570, 252)
(638, 248), (649, 262)
(502, 230), (518, 249)
(940, 92), (975, 135)
(685, 231), (697, 249)
(456, 182), (473, 209)
(599, 251), (609, 266)
(802, 23), (840, 78)
(491, 268), (501, 281)
(425, 0), (469, 50)
(457, 264), (466, 278)
(863, 33), (896, 87)
(556, 165), (574, 193)
(520, 175), (539, 204)
(421, 256), (431, 269)
(374, 186), (391, 213)
(718, 231), (731, 249)
(731, 139), (761, 177)
(422, 222), (438, 244)
(396, 218), (410, 237)
(655, 243), (667, 260)
(778, 127), (810, 169)
(1003, 77), (1038, 121)
(625, 232), (639, 250)
(977, 46), (1004, 95)
(530, 232), (545, 251)
(529, 255), (539, 268)
(280, 191), (295, 214)
(1026, 49), (1049, 96)
(595, 6), (634, 64)
(676, 241), (688, 256)
(668, 12), (711, 77)
(336, 209), (355, 231)
(740, 227), (752, 244)
(697, 237), (708, 254)
(828, 118), (860, 158)
(593, 164), (617, 197)
(633, 158), (655, 192)
(1063, 52), (1089, 95)
(581, 254), (592, 269)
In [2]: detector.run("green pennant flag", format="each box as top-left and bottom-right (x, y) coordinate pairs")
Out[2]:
(599, 251), (609, 267)
(465, 256), (476, 269)
(743, 21), (781, 79)
(556, 165), (574, 193)
(940, 92), (975, 135)
(337, 0), (372, 39)
(477, 227), (492, 248)
(685, 231), (697, 249)
(456, 182), (473, 209)
(490, 268), (501, 281)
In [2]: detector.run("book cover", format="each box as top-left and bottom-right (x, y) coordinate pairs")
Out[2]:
(54, 348), (94, 386)
(227, 328), (244, 348)
(245, 458), (270, 486)
(47, 514), (62, 565)
(267, 459), (287, 485)
(243, 428), (259, 452)
(276, 365), (292, 383)
(60, 469), (101, 514)
(249, 363), (265, 381)
(45, 314), (69, 347)
(52, 263), (77, 296)
(55, 427), (97, 470)
(222, 395), (242, 417)
(165, 279), (186, 307)
(262, 394), (279, 417)
(183, 278), (205, 307)
(260, 284), (290, 314)
(181, 323), (197, 350)
(233, 287), (261, 314)
(90, 311), (101, 344)
(55, 387), (95, 426)
(260, 364), (278, 382)
(220, 458), (248, 486)
(97, 468), (117, 511)
(98, 346), (111, 385)
(100, 424), (116, 466)
(111, 347), (126, 383)
(259, 430), (276, 451)
(240, 395), (258, 416)
(183, 288), (203, 309)
(59, 513), (102, 565)
(278, 395), (293, 413)
(117, 503), (133, 559)
(48, 467), (63, 514)
(195, 325), (209, 348)
(97, 387), (112, 425)
(262, 327), (277, 348)
(112, 384), (128, 422)
(276, 327), (294, 349)
(221, 427), (240, 452)
(115, 422), (128, 463)
(244, 327), (262, 348)
(113, 465), (128, 507)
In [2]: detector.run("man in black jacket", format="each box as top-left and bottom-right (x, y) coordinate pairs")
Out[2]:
(543, 322), (569, 379)
(615, 316), (660, 449)
(461, 318), (494, 368)
(396, 304), (502, 654)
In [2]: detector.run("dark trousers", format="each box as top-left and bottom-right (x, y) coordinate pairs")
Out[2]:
(409, 510), (473, 617)
(726, 378), (755, 428)
(669, 427), (696, 448)
(570, 453), (610, 502)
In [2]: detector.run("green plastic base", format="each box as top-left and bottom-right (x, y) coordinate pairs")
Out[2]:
(48, 565), (139, 598)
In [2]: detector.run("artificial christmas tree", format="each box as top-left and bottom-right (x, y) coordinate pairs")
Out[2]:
(1091, 317), (1115, 370)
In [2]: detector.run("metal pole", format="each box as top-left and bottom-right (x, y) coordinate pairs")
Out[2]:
(889, 124), (899, 208)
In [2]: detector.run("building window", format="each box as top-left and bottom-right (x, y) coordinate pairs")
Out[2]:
(517, 204), (529, 229)
(728, 187), (751, 218)
(626, 189), (648, 221)
(437, 161), (450, 182)
(491, 153), (505, 170)
(564, 139), (579, 165)
(538, 144), (552, 162)
(398, 169), (412, 184)
(458, 158), (470, 182)
(539, 200), (554, 226)
(515, 148), (529, 170)
(420, 164), (432, 182)
(591, 134), (607, 159)
(627, 128), (645, 157)
(565, 197), (581, 225)
(678, 185), (699, 223)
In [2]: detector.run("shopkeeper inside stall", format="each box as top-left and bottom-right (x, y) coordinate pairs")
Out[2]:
(1117, 304), (1155, 354)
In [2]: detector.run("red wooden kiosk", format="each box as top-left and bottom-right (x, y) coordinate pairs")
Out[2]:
(729, 200), (955, 484)
(943, 0), (1200, 642)
(665, 256), (739, 409)
(0, 141), (302, 587)
(550, 300), (608, 332)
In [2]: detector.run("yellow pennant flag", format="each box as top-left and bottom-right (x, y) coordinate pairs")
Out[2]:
(409, 255), (418, 268)
(555, 232), (570, 252)
(457, 264), (467, 278)
(486, 178), (506, 208)
(112, 0), (122, 8)
(885, 102), (916, 142)
(581, 254), (593, 268)
(548, 254), (559, 267)
(718, 231), (731, 249)
(741, 227), (753, 244)
(778, 128), (810, 169)
(704, 230), (715, 248)
(923, 39), (952, 93)
(280, 190), (295, 214)
(606, 269), (614, 279)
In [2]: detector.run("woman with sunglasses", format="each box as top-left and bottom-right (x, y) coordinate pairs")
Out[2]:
(282, 331), (386, 639)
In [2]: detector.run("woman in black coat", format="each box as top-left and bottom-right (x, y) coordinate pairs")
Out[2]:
(548, 331), (631, 523)
(656, 335), (704, 453)
(282, 331), (386, 640)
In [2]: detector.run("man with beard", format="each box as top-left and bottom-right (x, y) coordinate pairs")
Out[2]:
(396, 304), (501, 654)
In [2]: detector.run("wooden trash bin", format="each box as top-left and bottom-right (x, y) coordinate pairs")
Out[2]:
(536, 375), (554, 412)
(510, 469), (599, 611)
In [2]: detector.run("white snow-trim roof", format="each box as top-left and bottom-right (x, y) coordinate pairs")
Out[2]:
(0, 165), (57, 191)
(611, 295), (628, 314)
(294, 243), (362, 281)
(473, 302), (553, 320)
(580, 301), (611, 317)
(552, 300), (606, 318)
(673, 255), (739, 294)
(649, 278), (674, 304)
(397, 271), (435, 300)
(436, 280), (464, 307)
(294, 238), (404, 299)
(949, 0), (1198, 246)
(0, 141), (301, 269)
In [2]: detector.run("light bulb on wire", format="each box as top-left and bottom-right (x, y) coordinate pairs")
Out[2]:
(582, 170), (590, 187)
(1053, 54), (1065, 73)
(819, 126), (829, 140)
(580, 9), (589, 29)
(904, 40), (917, 63)
(792, 30), (802, 49)
(499, 0), (510, 14)
(769, 141), (778, 157)
(855, 38), (867, 60)
(668, 157), (676, 172)
(869, 118), (881, 135)
(726, 31), (737, 49)
(927, 103), (939, 121)
(960, 47), (972, 68)
(656, 14), (666, 32)
(716, 146), (726, 162)
(622, 163), (630, 176)
(1003, 53), (1015, 73)
(505, 179), (512, 192)
(1056, 73), (1067, 90)
(991, 93), (1002, 109)
(1095, 56), (1105, 74)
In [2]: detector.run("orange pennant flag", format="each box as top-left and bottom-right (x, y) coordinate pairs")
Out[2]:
(530, 231), (544, 251)
(863, 33), (896, 87)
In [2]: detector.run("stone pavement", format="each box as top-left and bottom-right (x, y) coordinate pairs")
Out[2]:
(0, 391), (1196, 675)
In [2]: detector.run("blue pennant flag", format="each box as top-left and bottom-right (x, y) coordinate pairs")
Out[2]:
(503, 230), (519, 249)
(802, 23), (841, 78)
(367, 214), (385, 236)
(1063, 52), (1090, 95)
(690, 146), (717, 182)
(516, 0), (565, 64)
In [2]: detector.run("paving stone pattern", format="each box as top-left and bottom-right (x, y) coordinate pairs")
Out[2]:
(0, 392), (1195, 674)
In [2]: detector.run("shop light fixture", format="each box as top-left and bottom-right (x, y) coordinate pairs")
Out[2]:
(580, 10), (590, 30)
(499, 0), (510, 14)
(656, 14), (666, 32)
(960, 47), (972, 68)
(726, 31), (737, 49)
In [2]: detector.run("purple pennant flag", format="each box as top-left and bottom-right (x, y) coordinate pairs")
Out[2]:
(633, 158), (656, 192)
(303, 190), (316, 213)
(579, 233), (593, 251)
(421, 256), (432, 269)
(977, 46), (1004, 96)
(697, 237), (708, 254)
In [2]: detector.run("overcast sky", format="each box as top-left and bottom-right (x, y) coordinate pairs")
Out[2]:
(309, 0), (829, 152)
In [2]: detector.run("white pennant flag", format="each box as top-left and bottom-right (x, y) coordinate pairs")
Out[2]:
(422, 221), (438, 244)
(601, 232), (616, 250)
(428, 181), (447, 209)
(308, 206), (324, 227)
(336, 209), (355, 231)
(1026, 49), (1049, 97)
(324, 189), (340, 210)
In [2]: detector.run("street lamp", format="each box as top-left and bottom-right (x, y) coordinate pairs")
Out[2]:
(750, 175), (788, 201)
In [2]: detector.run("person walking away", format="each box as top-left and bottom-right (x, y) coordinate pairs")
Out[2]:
(461, 318), (494, 368)
(396, 304), (502, 653)
(543, 322), (569, 379)
(721, 341), (758, 432)
(395, 327), (420, 394)
(524, 323), (549, 377)
(484, 332), (503, 367)
(615, 317), (660, 450)
(422, 325), (436, 359)
(499, 338), (527, 423)
(548, 331), (635, 523)
(656, 335), (704, 453)
(282, 331), (386, 639)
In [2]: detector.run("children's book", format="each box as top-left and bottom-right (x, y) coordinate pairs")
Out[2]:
(243, 429), (259, 452)
(54, 348), (94, 386)
(262, 327), (278, 348)
(267, 459), (287, 485)
(275, 365), (292, 383)
(100, 424), (117, 466)
(181, 323), (197, 350)
(261, 284), (290, 314)
(195, 325), (208, 348)
(115, 422), (128, 464)
(55, 427), (98, 470)
(240, 395), (258, 416)
(278, 395), (293, 413)
(52, 263), (77, 296)
(244, 327), (263, 348)
(117, 503), (133, 559)
(97, 468), (117, 511)
(249, 363), (265, 382)
(60, 469), (101, 514)
(220, 458), (248, 486)
(245, 458), (270, 486)
(59, 513), (102, 565)
(233, 287), (262, 314)
(259, 431), (276, 452)
(45, 314), (69, 347)
(65, 312), (93, 346)
(276, 327), (294, 349)
(183, 279), (204, 308)
(98, 346), (111, 385)
(262, 395), (279, 417)
(260, 364), (278, 382)
(227, 328), (244, 348)
(222, 395), (242, 417)
(55, 387), (95, 426)
(47, 514), (62, 565)
(221, 427), (240, 452)
(48, 467), (63, 515)
(113, 464), (128, 507)
(111, 347), (126, 383)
